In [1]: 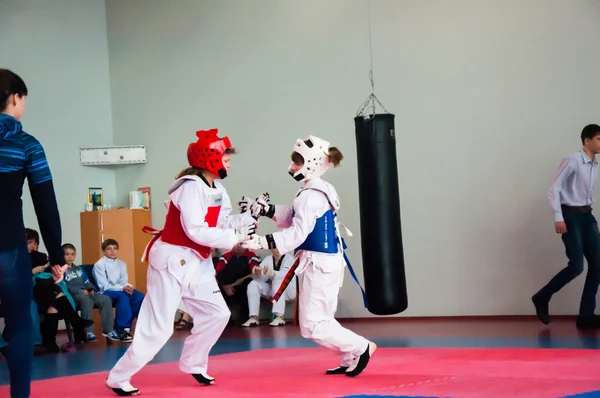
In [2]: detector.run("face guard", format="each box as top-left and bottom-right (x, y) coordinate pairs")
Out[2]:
(289, 135), (331, 181)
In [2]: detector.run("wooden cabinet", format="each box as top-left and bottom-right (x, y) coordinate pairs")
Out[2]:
(80, 209), (152, 294)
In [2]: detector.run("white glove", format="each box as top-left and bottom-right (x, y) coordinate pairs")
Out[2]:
(239, 193), (272, 220)
(239, 195), (264, 220)
(253, 192), (272, 216)
(241, 235), (268, 251)
(235, 223), (257, 243)
(238, 196), (255, 213)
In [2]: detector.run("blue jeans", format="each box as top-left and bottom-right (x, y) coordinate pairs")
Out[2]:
(30, 301), (41, 346)
(103, 289), (144, 333)
(536, 209), (600, 316)
(2, 301), (42, 347)
(0, 245), (34, 398)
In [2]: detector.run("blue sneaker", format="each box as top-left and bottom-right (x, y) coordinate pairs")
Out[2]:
(103, 331), (120, 342)
(86, 333), (97, 342)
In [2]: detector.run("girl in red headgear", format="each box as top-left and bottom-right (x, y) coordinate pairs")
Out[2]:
(106, 129), (258, 396)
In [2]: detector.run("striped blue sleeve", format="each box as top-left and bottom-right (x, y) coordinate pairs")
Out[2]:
(23, 133), (65, 266)
(23, 135), (52, 185)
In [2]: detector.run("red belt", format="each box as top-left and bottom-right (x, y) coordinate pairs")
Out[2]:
(141, 226), (162, 263)
(271, 257), (300, 325)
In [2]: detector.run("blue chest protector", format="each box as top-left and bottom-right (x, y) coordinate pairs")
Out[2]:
(294, 209), (339, 254)
(291, 206), (368, 308)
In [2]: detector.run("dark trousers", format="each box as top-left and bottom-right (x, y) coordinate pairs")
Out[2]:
(222, 279), (251, 322)
(0, 245), (34, 398)
(74, 293), (114, 334)
(103, 290), (144, 333)
(536, 209), (600, 316)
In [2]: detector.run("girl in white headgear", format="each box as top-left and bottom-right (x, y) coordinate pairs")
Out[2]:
(241, 135), (376, 377)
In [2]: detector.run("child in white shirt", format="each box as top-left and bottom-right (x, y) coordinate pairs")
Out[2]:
(93, 239), (145, 343)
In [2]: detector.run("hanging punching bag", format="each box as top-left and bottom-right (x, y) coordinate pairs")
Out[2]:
(354, 113), (408, 315)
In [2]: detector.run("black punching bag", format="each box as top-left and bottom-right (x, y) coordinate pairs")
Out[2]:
(354, 113), (408, 315)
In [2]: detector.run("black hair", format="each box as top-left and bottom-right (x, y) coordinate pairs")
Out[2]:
(25, 228), (39, 244)
(581, 124), (600, 145)
(62, 243), (76, 252)
(0, 69), (28, 112)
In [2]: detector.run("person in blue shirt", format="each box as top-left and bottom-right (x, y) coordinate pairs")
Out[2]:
(0, 69), (66, 398)
(533, 124), (600, 330)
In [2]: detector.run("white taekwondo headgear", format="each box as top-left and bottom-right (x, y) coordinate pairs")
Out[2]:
(289, 135), (332, 181)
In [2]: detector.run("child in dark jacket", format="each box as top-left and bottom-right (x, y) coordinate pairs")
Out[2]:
(26, 229), (92, 351)
(63, 244), (119, 342)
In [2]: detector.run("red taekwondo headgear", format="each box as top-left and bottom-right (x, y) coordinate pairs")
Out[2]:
(187, 128), (232, 179)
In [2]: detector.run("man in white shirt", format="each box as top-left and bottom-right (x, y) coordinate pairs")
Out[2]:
(533, 124), (600, 330)
(93, 239), (145, 342)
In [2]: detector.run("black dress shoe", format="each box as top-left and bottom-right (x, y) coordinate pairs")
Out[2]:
(532, 295), (550, 325)
(576, 315), (600, 330)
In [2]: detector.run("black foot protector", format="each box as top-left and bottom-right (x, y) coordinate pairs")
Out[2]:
(105, 380), (140, 397)
(325, 366), (349, 375)
(346, 342), (377, 378)
(110, 388), (140, 397)
(192, 373), (215, 386)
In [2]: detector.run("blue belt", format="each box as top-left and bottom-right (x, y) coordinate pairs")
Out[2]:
(341, 238), (368, 308)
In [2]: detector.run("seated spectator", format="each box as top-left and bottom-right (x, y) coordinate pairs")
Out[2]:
(27, 229), (92, 352)
(243, 248), (296, 327)
(63, 243), (119, 342)
(174, 310), (193, 331)
(215, 244), (260, 324)
(26, 227), (50, 272)
(211, 248), (220, 268)
(93, 239), (144, 343)
(175, 248), (220, 331)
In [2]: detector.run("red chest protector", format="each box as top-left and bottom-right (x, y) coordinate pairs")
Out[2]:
(141, 177), (222, 261)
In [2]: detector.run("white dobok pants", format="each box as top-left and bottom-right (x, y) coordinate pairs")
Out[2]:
(247, 277), (296, 317)
(107, 241), (230, 385)
(298, 258), (369, 368)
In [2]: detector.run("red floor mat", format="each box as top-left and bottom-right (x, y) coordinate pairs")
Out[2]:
(4, 347), (600, 397)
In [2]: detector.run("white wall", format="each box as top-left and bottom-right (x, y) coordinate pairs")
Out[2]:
(105, 0), (600, 318)
(0, 0), (116, 253)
